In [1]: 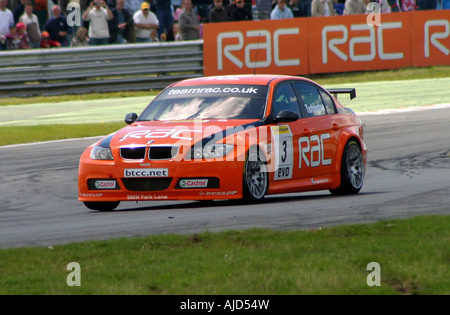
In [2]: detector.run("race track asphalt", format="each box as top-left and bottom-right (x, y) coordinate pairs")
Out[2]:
(0, 107), (449, 248)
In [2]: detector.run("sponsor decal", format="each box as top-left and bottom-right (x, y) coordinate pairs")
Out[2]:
(124, 168), (169, 177)
(271, 125), (293, 180)
(179, 179), (209, 188)
(199, 191), (237, 196)
(94, 180), (116, 189)
(127, 195), (168, 200)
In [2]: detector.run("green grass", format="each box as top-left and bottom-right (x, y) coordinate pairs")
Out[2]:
(0, 215), (448, 295)
(0, 123), (126, 146)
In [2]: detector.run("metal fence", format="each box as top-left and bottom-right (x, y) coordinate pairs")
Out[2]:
(0, 40), (204, 98)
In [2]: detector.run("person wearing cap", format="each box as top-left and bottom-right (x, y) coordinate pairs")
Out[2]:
(40, 31), (61, 48)
(230, 0), (252, 21)
(133, 1), (159, 42)
(270, 0), (294, 19)
(178, 0), (200, 40)
(82, 0), (114, 45)
(0, 0), (14, 50)
(209, 0), (229, 23)
(7, 22), (30, 49)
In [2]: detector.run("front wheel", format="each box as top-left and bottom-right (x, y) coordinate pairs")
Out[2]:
(83, 201), (120, 211)
(243, 149), (268, 202)
(330, 140), (365, 196)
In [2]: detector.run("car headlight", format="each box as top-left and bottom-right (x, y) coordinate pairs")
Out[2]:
(192, 144), (234, 159)
(90, 146), (114, 160)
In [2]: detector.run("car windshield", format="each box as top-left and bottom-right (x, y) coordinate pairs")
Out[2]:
(138, 84), (268, 121)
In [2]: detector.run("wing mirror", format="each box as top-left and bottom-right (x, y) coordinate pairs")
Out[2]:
(274, 110), (299, 123)
(124, 113), (138, 125)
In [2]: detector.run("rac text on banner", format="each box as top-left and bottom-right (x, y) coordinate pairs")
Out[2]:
(203, 19), (309, 76)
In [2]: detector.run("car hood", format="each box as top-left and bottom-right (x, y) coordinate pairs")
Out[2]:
(105, 119), (263, 148)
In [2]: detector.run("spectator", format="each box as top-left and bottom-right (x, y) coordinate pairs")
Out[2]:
(0, 0), (14, 50)
(401, 0), (417, 10)
(5, 23), (20, 49)
(226, 0), (237, 17)
(178, 0), (200, 40)
(109, 0), (133, 43)
(40, 30), (61, 47)
(6, 22), (30, 49)
(231, 0), (252, 20)
(13, 0), (27, 23)
(133, 1), (159, 42)
(270, 0), (294, 19)
(19, 2), (41, 48)
(343, 0), (367, 14)
(34, 0), (48, 30)
(209, 0), (229, 22)
(154, 0), (173, 40)
(71, 26), (89, 46)
(82, 0), (114, 45)
(311, 0), (336, 16)
(44, 5), (70, 46)
(289, 0), (303, 17)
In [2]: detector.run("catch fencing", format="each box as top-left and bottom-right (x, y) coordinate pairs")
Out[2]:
(0, 40), (204, 98)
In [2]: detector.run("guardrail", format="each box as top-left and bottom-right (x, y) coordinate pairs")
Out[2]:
(0, 40), (204, 98)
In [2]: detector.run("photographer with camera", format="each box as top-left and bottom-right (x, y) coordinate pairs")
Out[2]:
(82, 0), (113, 45)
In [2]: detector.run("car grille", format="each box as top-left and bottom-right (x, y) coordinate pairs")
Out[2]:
(120, 147), (146, 160)
(121, 178), (173, 191)
(149, 146), (178, 160)
(119, 146), (179, 160)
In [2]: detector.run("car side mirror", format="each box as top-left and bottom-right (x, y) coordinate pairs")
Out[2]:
(124, 113), (138, 125)
(274, 110), (299, 123)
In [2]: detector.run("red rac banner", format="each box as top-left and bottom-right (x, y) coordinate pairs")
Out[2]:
(203, 10), (450, 76)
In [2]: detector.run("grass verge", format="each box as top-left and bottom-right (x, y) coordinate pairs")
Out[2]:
(0, 215), (448, 295)
(0, 123), (125, 146)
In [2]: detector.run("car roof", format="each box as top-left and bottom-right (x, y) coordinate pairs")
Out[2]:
(171, 74), (313, 87)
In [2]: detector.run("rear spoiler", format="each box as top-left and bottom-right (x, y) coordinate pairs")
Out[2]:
(327, 88), (356, 100)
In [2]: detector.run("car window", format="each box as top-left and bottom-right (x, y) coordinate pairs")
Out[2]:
(272, 84), (301, 117)
(293, 83), (326, 117)
(319, 89), (336, 114)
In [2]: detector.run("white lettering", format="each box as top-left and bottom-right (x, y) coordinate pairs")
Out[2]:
(424, 20), (450, 58)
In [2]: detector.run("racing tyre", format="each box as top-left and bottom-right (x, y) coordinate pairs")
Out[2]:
(243, 148), (268, 202)
(330, 140), (364, 196)
(83, 201), (120, 211)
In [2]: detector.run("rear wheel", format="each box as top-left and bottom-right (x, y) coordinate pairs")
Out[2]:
(330, 140), (364, 195)
(243, 149), (268, 202)
(83, 201), (120, 211)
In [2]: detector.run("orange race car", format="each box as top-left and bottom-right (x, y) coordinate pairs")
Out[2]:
(78, 75), (367, 211)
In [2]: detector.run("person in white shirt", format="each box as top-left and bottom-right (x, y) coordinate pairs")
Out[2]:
(270, 0), (294, 19)
(0, 0), (14, 50)
(82, 0), (113, 45)
(19, 2), (41, 48)
(133, 2), (159, 42)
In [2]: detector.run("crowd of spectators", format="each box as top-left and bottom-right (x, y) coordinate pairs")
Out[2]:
(1, 0), (449, 50)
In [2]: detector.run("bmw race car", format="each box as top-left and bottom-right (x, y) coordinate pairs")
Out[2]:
(78, 75), (367, 211)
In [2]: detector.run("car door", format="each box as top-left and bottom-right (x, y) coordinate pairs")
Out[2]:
(292, 82), (340, 179)
(270, 82), (312, 182)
